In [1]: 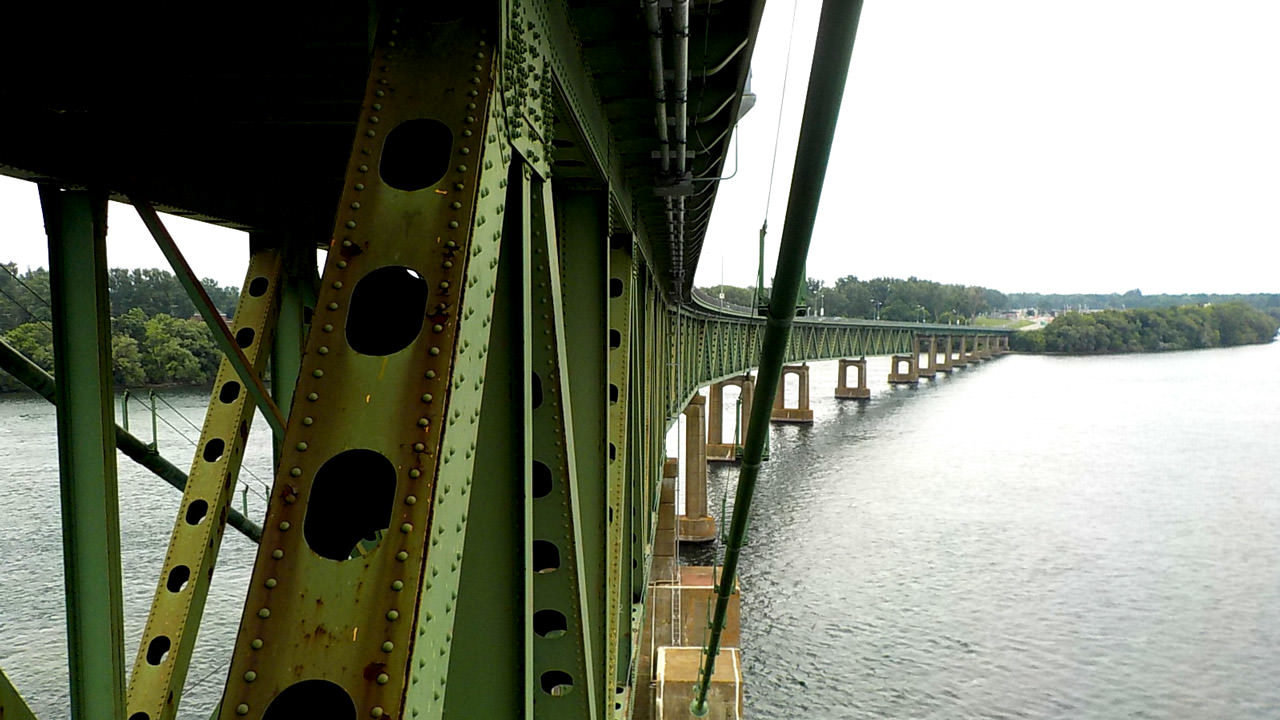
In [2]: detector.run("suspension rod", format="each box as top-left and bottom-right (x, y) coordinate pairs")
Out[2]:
(690, 1), (865, 714)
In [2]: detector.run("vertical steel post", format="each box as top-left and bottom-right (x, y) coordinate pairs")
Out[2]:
(258, 233), (310, 468)
(40, 185), (126, 720)
(691, 1), (866, 713)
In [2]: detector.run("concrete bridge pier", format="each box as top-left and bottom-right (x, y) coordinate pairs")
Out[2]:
(835, 357), (870, 399)
(977, 335), (993, 360)
(771, 363), (814, 423)
(917, 335), (938, 379)
(966, 335), (984, 363)
(678, 394), (716, 543)
(653, 458), (680, 585)
(707, 375), (754, 462)
(938, 336), (955, 372)
(888, 351), (919, 385)
(953, 335), (970, 367)
(996, 335), (1010, 354)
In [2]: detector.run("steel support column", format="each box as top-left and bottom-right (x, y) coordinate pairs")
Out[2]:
(40, 185), (126, 720)
(555, 183), (611, 712)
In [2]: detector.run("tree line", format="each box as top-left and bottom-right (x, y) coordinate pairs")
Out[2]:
(0, 263), (239, 392)
(1010, 303), (1280, 353)
(702, 276), (1008, 323)
(700, 278), (1280, 324)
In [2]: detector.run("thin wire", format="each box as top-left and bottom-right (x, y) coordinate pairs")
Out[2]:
(0, 284), (52, 333)
(0, 264), (51, 309)
(184, 656), (231, 694)
(762, 0), (802, 215)
(127, 393), (271, 502)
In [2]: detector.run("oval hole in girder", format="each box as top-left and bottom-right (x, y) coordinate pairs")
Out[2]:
(531, 372), (544, 409)
(533, 609), (568, 638)
(185, 500), (209, 526)
(304, 449), (397, 561)
(379, 118), (454, 192)
(346, 266), (428, 356)
(235, 327), (255, 348)
(609, 329), (621, 349)
(202, 438), (225, 463)
(128, 713), (150, 720)
(608, 443), (616, 462)
(609, 278), (624, 298)
(540, 670), (575, 697)
(145, 636), (171, 666)
(532, 461), (552, 499)
(533, 540), (560, 573)
(248, 276), (270, 297)
(219, 380), (241, 404)
(263, 679), (356, 720)
(166, 565), (191, 593)
(609, 384), (619, 404)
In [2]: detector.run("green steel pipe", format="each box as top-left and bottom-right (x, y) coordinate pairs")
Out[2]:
(0, 338), (263, 543)
(690, 1), (865, 714)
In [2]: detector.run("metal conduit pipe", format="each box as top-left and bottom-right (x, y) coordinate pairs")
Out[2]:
(672, 0), (691, 295)
(0, 338), (264, 543)
(673, 0), (690, 173)
(644, 0), (671, 173)
(689, 1), (866, 715)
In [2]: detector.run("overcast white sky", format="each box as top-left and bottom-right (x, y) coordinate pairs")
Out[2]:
(2, 1), (1277, 295)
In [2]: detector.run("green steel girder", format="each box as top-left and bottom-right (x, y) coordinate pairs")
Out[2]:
(656, 305), (1015, 420)
(553, 183), (613, 715)
(218, 10), (513, 720)
(41, 186), (126, 720)
(528, 174), (600, 719)
(128, 248), (282, 720)
(443, 159), (533, 720)
(605, 237), (634, 702)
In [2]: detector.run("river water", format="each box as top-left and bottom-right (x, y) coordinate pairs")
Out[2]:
(685, 342), (1280, 718)
(2, 343), (1279, 718)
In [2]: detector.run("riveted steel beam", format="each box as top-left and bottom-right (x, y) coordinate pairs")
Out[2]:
(443, 159), (533, 720)
(553, 182), (611, 716)
(135, 200), (286, 440)
(40, 185), (126, 720)
(217, 9), (513, 720)
(128, 247), (282, 720)
(528, 174), (600, 719)
(605, 236), (635, 700)
(255, 232), (315, 466)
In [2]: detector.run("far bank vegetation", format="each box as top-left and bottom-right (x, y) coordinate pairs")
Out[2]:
(1010, 304), (1279, 354)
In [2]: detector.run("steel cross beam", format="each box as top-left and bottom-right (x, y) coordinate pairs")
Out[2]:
(133, 199), (287, 439)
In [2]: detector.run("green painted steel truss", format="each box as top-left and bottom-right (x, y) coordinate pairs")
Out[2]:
(0, 4), (1016, 720)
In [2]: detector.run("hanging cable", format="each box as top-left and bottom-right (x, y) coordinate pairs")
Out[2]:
(754, 0), (801, 311)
